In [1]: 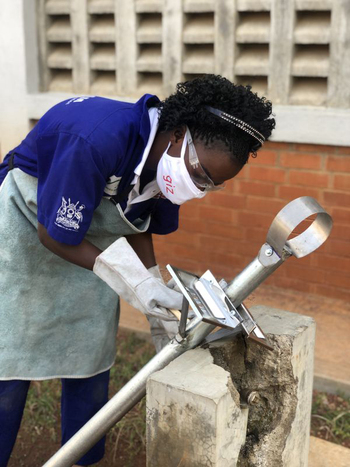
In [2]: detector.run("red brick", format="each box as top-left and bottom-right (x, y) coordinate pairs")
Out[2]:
(246, 196), (285, 214)
(234, 240), (262, 257)
(331, 224), (350, 240)
(250, 166), (286, 183)
(325, 271), (350, 289)
(198, 205), (234, 223)
(253, 149), (277, 166)
(270, 275), (314, 294)
(245, 227), (267, 243)
(323, 191), (350, 208)
(278, 185), (320, 200)
(180, 201), (200, 218)
(326, 155), (350, 172)
(313, 284), (350, 302)
(289, 171), (328, 188)
(205, 222), (244, 240)
(234, 166), (249, 180)
(179, 218), (207, 233)
(334, 174), (350, 191)
(313, 254), (350, 273)
(263, 141), (292, 151)
(238, 180), (276, 197)
(331, 208), (350, 224)
(199, 235), (241, 255)
(337, 147), (350, 156)
(207, 192), (246, 209)
(280, 152), (322, 170)
(325, 239), (350, 257)
(167, 230), (200, 247)
(202, 250), (247, 269)
(238, 211), (273, 229)
(294, 143), (337, 154)
(170, 244), (205, 263)
(283, 264), (326, 285)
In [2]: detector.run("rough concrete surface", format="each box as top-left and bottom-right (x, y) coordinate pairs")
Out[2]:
(146, 348), (248, 467)
(210, 306), (315, 467)
(147, 307), (316, 467)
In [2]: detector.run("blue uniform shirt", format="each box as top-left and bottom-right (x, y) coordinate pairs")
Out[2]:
(0, 95), (180, 244)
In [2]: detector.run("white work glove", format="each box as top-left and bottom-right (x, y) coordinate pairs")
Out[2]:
(147, 265), (181, 353)
(93, 237), (183, 321)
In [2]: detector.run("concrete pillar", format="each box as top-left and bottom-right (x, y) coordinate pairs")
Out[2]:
(116, 0), (137, 95)
(268, 0), (295, 104)
(163, 0), (183, 96)
(327, 0), (350, 107)
(146, 306), (315, 467)
(146, 348), (248, 467)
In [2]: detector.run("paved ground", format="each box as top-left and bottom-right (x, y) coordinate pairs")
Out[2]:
(309, 436), (350, 467)
(119, 283), (350, 395)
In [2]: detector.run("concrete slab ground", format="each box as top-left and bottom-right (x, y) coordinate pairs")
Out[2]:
(119, 283), (350, 395)
(309, 436), (350, 467)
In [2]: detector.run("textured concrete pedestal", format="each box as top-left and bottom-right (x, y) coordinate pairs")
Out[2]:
(146, 348), (248, 466)
(146, 306), (315, 467)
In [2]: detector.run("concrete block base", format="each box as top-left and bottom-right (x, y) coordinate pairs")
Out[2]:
(146, 306), (316, 467)
(146, 348), (248, 466)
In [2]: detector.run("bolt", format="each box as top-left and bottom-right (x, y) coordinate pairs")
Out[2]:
(265, 248), (273, 257)
(247, 391), (259, 405)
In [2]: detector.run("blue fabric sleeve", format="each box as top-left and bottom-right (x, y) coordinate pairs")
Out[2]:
(146, 199), (180, 235)
(37, 132), (109, 245)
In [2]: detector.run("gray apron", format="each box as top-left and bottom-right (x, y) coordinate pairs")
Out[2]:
(0, 169), (150, 380)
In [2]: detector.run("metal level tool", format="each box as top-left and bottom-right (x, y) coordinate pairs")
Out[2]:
(167, 266), (272, 350)
(43, 196), (332, 467)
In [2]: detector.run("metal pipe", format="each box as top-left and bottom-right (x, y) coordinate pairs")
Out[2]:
(224, 243), (289, 305)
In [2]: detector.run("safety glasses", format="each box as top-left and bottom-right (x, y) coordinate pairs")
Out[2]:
(186, 129), (225, 192)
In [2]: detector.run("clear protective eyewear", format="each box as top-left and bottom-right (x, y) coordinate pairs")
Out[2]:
(186, 129), (225, 192)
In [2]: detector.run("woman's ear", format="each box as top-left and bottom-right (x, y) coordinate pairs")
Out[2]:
(170, 126), (187, 144)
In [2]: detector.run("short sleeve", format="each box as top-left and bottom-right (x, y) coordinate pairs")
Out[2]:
(36, 132), (109, 245)
(147, 198), (180, 235)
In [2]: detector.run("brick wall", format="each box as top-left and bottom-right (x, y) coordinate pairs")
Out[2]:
(153, 142), (350, 302)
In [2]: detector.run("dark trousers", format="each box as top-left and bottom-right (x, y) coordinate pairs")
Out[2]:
(0, 370), (110, 467)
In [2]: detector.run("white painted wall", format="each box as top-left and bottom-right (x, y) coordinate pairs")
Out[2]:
(0, 0), (32, 158)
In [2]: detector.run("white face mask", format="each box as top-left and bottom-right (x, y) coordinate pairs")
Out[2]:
(156, 132), (207, 205)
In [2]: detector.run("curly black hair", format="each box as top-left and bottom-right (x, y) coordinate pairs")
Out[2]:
(156, 75), (275, 165)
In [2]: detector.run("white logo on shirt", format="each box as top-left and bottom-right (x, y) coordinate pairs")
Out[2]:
(55, 197), (85, 231)
(65, 96), (96, 105)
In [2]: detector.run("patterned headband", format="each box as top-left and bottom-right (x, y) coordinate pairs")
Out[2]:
(205, 105), (265, 146)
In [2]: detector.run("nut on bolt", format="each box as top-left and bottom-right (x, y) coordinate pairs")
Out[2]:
(240, 390), (260, 407)
(247, 391), (259, 405)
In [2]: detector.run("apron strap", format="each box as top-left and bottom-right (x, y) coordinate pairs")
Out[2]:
(8, 151), (15, 171)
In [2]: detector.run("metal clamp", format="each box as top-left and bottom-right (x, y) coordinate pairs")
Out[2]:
(266, 196), (333, 258)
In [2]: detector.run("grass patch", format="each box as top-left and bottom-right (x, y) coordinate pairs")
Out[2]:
(311, 390), (350, 448)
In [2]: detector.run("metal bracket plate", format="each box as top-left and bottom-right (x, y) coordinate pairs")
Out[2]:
(167, 265), (272, 349)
